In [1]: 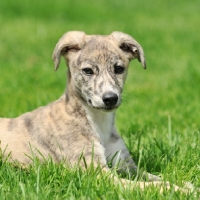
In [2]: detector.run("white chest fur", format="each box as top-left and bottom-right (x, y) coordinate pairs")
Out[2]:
(85, 106), (115, 146)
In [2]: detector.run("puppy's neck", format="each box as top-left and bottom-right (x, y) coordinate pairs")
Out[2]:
(85, 106), (115, 145)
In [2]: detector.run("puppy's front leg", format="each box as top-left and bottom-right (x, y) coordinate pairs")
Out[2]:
(105, 132), (137, 173)
(105, 127), (161, 181)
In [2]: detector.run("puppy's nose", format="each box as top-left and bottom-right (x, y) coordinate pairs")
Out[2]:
(102, 92), (118, 107)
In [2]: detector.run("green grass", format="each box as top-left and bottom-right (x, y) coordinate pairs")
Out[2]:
(0, 0), (200, 199)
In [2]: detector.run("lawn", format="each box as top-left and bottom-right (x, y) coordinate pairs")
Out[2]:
(0, 0), (199, 199)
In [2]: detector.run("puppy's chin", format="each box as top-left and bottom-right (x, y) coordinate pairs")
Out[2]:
(93, 106), (117, 112)
(100, 107), (118, 112)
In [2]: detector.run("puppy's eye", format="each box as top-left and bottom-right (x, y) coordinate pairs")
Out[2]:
(82, 68), (94, 75)
(114, 65), (125, 74)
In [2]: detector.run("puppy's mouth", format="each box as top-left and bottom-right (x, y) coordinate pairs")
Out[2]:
(87, 99), (119, 112)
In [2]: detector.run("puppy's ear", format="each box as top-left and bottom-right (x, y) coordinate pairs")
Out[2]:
(111, 32), (146, 69)
(52, 31), (85, 70)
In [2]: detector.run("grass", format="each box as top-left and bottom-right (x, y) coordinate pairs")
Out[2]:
(0, 0), (200, 199)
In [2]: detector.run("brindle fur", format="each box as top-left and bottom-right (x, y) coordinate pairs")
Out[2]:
(0, 31), (185, 191)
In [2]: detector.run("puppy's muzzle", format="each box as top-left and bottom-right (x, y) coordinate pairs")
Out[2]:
(102, 92), (118, 108)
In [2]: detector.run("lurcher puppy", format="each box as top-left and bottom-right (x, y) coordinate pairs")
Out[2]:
(0, 31), (183, 191)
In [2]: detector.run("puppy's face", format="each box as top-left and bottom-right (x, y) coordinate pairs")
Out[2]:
(69, 37), (129, 111)
(53, 31), (146, 111)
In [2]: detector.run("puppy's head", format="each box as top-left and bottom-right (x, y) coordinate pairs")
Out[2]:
(53, 31), (146, 111)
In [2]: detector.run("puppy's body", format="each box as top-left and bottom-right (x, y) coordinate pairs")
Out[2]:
(0, 90), (136, 175)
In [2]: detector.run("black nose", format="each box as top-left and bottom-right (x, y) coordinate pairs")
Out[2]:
(102, 92), (118, 107)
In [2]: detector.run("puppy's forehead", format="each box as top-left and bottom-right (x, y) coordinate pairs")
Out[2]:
(79, 36), (122, 62)
(84, 36), (110, 50)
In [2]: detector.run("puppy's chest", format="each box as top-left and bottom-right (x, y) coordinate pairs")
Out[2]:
(86, 111), (114, 146)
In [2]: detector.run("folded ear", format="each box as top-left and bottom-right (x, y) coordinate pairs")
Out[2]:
(52, 31), (86, 70)
(111, 32), (146, 69)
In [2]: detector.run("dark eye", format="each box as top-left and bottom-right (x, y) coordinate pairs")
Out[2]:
(114, 65), (125, 74)
(82, 68), (94, 75)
